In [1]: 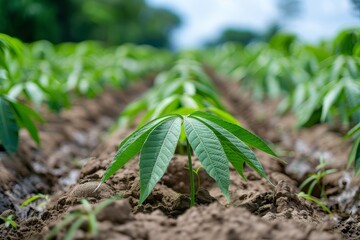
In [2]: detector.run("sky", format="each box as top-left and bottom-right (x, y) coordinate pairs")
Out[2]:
(147, 0), (359, 49)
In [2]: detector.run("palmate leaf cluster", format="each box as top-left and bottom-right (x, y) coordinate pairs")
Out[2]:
(101, 111), (276, 204)
(206, 29), (360, 174)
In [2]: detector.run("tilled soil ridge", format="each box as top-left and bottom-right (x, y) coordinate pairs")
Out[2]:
(30, 127), (342, 240)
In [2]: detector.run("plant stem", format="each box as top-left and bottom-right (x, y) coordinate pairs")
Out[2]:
(186, 139), (195, 207)
(178, 143), (184, 155)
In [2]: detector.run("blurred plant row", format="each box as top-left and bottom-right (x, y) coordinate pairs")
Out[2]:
(114, 54), (239, 130)
(205, 28), (360, 174)
(0, 34), (173, 153)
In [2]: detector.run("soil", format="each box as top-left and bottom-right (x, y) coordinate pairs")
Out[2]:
(1, 70), (360, 240)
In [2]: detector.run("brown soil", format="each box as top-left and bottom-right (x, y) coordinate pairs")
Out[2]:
(1, 71), (360, 240)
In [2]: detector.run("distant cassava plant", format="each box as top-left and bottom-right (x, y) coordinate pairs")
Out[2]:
(0, 33), (171, 154)
(100, 111), (277, 206)
(206, 29), (360, 176)
(1, 35), (171, 113)
(112, 57), (237, 130)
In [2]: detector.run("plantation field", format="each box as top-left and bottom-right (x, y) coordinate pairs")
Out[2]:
(1, 30), (360, 239)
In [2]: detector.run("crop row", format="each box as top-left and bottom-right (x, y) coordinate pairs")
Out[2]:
(0, 34), (172, 153)
(205, 29), (360, 173)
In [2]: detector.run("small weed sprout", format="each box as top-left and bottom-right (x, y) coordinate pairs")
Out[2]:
(297, 192), (332, 215)
(299, 157), (336, 198)
(21, 193), (49, 210)
(184, 165), (203, 193)
(298, 157), (336, 215)
(0, 214), (17, 229)
(47, 194), (122, 239)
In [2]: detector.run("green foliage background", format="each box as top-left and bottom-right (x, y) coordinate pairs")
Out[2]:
(0, 0), (181, 48)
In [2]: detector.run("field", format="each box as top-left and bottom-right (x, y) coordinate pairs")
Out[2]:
(0, 30), (360, 239)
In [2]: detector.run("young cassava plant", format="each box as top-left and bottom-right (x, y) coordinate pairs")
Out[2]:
(100, 111), (277, 207)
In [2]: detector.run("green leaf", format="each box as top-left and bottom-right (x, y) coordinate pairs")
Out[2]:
(181, 95), (201, 109)
(47, 214), (79, 239)
(149, 95), (180, 120)
(207, 107), (241, 125)
(191, 111), (277, 157)
(64, 217), (85, 240)
(184, 117), (230, 202)
(172, 107), (197, 115)
(101, 115), (175, 183)
(321, 83), (343, 122)
(193, 81), (224, 109)
(330, 56), (344, 79)
(345, 123), (360, 139)
(355, 142), (360, 175)
(137, 108), (156, 128)
(194, 116), (269, 181)
(94, 194), (123, 214)
(117, 99), (147, 128)
(25, 82), (44, 109)
(298, 192), (332, 215)
(20, 195), (41, 207)
(139, 117), (182, 204)
(299, 175), (317, 190)
(0, 97), (19, 153)
(9, 101), (43, 145)
(349, 137), (360, 175)
(184, 81), (196, 95)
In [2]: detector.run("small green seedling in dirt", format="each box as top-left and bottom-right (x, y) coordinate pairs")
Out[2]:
(47, 194), (122, 240)
(0, 214), (17, 229)
(297, 192), (332, 215)
(299, 157), (336, 199)
(20, 193), (49, 210)
(184, 165), (203, 193)
(100, 111), (278, 207)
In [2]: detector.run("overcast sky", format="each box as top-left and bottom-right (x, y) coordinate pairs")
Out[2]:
(147, 0), (359, 49)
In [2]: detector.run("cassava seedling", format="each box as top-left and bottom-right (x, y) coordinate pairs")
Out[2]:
(100, 111), (277, 207)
